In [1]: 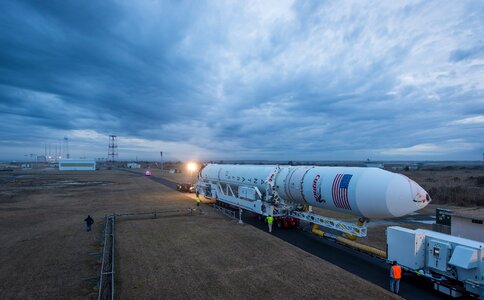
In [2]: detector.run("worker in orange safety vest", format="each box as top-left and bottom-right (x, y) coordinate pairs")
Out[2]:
(389, 260), (402, 294)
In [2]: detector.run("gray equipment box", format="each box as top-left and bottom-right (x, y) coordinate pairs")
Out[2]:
(387, 227), (425, 269)
(387, 226), (483, 298)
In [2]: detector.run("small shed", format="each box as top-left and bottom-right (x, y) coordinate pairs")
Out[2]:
(450, 208), (484, 242)
(59, 159), (96, 171)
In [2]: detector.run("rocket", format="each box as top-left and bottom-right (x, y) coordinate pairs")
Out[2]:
(199, 164), (431, 219)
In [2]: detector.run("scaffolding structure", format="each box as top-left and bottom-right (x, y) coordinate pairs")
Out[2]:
(108, 135), (118, 162)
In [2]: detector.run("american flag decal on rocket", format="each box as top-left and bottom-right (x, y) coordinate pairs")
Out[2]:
(332, 174), (352, 210)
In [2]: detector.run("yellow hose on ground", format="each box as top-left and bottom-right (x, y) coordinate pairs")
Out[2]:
(311, 224), (387, 259)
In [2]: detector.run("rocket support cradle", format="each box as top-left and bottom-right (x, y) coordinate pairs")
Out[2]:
(197, 164), (431, 237)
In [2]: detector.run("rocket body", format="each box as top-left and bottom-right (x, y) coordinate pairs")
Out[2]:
(199, 164), (431, 219)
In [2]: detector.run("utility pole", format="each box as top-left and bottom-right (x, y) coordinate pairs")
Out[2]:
(160, 151), (163, 173)
(63, 137), (69, 159)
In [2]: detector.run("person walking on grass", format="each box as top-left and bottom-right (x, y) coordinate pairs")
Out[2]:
(84, 215), (94, 232)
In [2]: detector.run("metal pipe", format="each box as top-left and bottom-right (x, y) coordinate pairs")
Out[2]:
(115, 210), (184, 217)
(98, 215), (108, 300)
(311, 224), (387, 259)
(111, 216), (115, 300)
(335, 236), (387, 259)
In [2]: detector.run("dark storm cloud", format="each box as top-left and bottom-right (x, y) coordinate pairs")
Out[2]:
(0, 0), (483, 160)
(0, 1), (211, 138)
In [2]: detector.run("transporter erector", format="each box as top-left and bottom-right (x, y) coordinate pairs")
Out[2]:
(197, 164), (431, 237)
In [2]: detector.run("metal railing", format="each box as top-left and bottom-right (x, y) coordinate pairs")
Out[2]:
(98, 214), (115, 300)
(96, 208), (196, 299)
(116, 209), (186, 218)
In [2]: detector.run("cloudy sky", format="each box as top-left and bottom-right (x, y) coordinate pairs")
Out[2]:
(1, 0), (483, 161)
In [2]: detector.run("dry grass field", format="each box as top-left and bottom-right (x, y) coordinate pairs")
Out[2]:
(0, 169), (399, 299)
(400, 168), (484, 206)
(0, 169), (190, 299)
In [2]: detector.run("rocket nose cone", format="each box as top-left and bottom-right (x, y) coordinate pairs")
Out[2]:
(386, 175), (431, 217)
(409, 179), (431, 209)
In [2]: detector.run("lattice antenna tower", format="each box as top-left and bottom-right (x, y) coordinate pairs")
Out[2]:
(108, 135), (118, 162)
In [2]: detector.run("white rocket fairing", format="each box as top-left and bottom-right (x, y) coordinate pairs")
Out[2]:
(199, 164), (431, 219)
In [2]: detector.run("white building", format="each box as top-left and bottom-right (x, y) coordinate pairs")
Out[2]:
(365, 163), (384, 169)
(451, 209), (484, 242)
(59, 159), (96, 171)
(127, 163), (141, 169)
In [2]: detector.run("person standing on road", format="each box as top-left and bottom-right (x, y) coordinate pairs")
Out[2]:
(84, 215), (94, 232)
(266, 215), (274, 233)
(195, 196), (203, 214)
(390, 260), (402, 294)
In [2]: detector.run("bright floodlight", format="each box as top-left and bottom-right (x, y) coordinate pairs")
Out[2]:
(187, 162), (197, 172)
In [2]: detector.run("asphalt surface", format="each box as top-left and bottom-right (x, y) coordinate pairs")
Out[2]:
(133, 170), (456, 300)
(242, 214), (452, 300)
(122, 169), (179, 189)
(146, 173), (179, 189)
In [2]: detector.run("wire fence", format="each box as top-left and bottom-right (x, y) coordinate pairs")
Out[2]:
(98, 214), (115, 300)
(95, 205), (238, 299)
(96, 208), (196, 300)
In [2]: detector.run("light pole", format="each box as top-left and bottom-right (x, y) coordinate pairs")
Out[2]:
(186, 162), (198, 182)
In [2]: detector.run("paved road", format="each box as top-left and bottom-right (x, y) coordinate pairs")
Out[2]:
(146, 173), (179, 190)
(243, 214), (452, 300)
(121, 169), (179, 189)
(133, 170), (456, 300)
